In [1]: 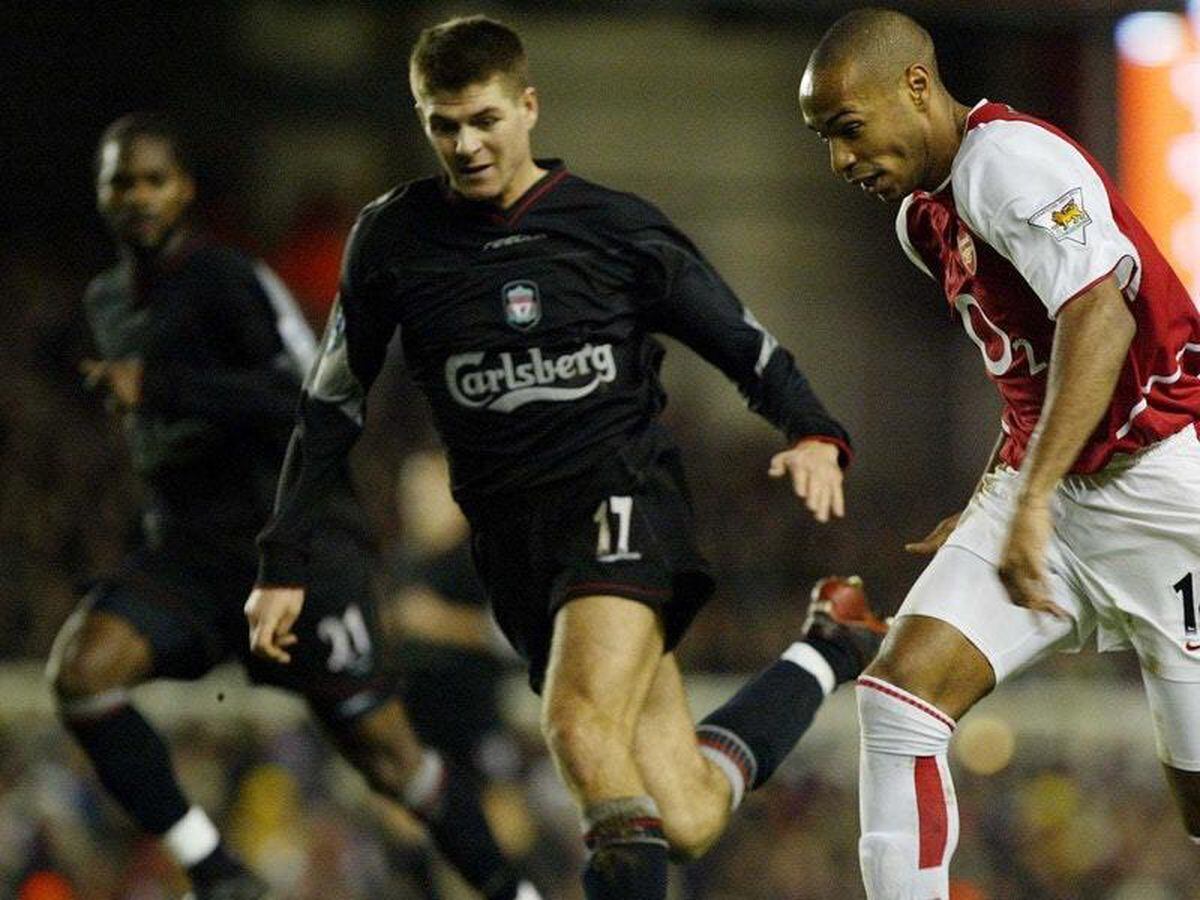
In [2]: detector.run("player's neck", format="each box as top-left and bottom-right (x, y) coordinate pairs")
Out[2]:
(498, 160), (549, 210)
(926, 99), (972, 190)
(123, 226), (193, 273)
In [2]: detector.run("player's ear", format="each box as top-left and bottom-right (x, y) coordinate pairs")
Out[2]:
(905, 64), (931, 111)
(521, 86), (539, 129)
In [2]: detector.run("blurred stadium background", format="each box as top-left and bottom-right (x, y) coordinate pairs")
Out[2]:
(4, 1), (1199, 897)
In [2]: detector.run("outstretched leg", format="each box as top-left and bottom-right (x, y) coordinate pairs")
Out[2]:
(322, 697), (536, 900)
(48, 602), (265, 898)
(634, 577), (886, 861)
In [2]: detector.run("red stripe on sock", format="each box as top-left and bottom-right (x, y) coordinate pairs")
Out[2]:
(914, 756), (948, 869)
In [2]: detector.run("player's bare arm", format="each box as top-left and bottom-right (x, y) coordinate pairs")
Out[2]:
(1000, 273), (1135, 616)
(768, 438), (844, 522)
(245, 585), (304, 664)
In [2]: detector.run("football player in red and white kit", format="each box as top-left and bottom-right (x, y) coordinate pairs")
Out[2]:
(801, 8), (1200, 899)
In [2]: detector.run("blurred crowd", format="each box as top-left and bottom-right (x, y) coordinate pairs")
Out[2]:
(2, 708), (1197, 900)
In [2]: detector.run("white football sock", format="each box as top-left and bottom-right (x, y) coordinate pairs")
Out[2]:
(857, 676), (958, 900)
(162, 806), (220, 868)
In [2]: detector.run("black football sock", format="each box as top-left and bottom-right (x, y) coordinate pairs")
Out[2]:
(186, 843), (247, 888)
(806, 634), (864, 684)
(697, 642), (835, 804)
(61, 698), (190, 835)
(581, 796), (668, 900)
(406, 751), (521, 900)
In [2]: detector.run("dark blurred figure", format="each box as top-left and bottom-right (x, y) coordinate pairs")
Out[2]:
(370, 450), (542, 898)
(46, 112), (537, 900)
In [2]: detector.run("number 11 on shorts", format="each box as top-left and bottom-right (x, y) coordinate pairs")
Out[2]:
(1173, 573), (1198, 644)
(594, 496), (642, 562)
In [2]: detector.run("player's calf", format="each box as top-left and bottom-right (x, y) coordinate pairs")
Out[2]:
(696, 576), (887, 811)
(331, 700), (536, 900)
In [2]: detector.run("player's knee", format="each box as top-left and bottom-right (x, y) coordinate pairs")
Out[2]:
(541, 697), (626, 779)
(863, 619), (993, 718)
(51, 641), (123, 701)
(857, 677), (954, 758)
(859, 833), (917, 900)
(335, 704), (425, 796)
(47, 613), (145, 703)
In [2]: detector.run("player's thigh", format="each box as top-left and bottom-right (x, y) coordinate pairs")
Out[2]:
(541, 594), (665, 740)
(1061, 428), (1200, 680)
(323, 696), (426, 786)
(878, 545), (1084, 716)
(633, 654), (729, 854)
(52, 548), (232, 693)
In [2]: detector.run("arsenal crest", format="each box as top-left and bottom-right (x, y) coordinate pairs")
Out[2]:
(502, 280), (542, 330)
(956, 227), (977, 276)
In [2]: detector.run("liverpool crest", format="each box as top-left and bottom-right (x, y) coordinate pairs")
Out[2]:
(502, 280), (542, 330)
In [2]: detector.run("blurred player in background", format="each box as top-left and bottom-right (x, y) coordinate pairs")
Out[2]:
(47, 113), (538, 900)
(377, 450), (539, 898)
(246, 16), (886, 900)
(800, 8), (1200, 898)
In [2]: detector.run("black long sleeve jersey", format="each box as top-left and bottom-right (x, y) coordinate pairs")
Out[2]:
(258, 162), (851, 585)
(85, 238), (356, 537)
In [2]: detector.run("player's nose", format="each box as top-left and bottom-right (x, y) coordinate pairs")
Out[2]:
(829, 140), (855, 178)
(126, 179), (158, 208)
(455, 128), (482, 156)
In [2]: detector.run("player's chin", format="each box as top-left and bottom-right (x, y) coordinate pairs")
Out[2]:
(453, 176), (501, 202)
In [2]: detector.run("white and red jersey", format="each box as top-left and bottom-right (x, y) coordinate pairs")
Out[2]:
(898, 100), (1200, 474)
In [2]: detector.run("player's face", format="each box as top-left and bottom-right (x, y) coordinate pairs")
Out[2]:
(96, 135), (194, 251)
(414, 75), (540, 208)
(799, 62), (933, 202)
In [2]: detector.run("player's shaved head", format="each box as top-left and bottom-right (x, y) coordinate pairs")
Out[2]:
(799, 8), (968, 202)
(806, 7), (938, 91)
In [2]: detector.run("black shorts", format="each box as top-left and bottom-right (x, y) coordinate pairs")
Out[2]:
(83, 522), (389, 725)
(470, 428), (714, 693)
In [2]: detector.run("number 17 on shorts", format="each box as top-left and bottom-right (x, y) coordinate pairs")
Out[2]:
(594, 496), (642, 562)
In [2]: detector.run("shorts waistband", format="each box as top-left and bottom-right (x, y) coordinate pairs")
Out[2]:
(1065, 424), (1197, 488)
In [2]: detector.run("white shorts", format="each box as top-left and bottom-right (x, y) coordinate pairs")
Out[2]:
(899, 426), (1200, 767)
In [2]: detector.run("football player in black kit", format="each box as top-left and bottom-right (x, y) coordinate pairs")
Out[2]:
(47, 113), (539, 900)
(246, 16), (886, 900)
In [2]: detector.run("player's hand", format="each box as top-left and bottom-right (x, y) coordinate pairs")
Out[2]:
(768, 439), (844, 523)
(998, 500), (1069, 620)
(81, 358), (143, 407)
(245, 586), (304, 664)
(905, 512), (962, 555)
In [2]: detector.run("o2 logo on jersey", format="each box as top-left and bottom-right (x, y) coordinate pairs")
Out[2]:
(954, 293), (1047, 377)
(502, 280), (542, 330)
